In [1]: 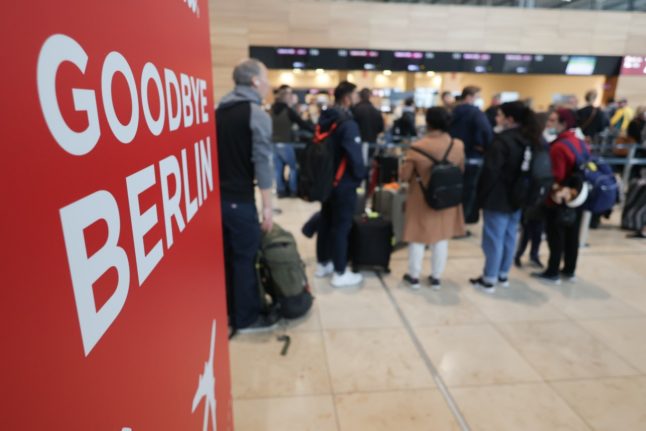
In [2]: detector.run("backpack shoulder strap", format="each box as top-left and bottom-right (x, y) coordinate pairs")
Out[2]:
(581, 107), (598, 131)
(440, 138), (455, 162)
(410, 145), (440, 165)
(561, 138), (583, 164)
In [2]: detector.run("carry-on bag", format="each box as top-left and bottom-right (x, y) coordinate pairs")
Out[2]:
(372, 186), (407, 245)
(349, 214), (393, 273)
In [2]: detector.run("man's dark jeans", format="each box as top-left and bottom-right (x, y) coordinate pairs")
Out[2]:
(222, 200), (261, 328)
(316, 183), (357, 274)
(463, 163), (482, 224)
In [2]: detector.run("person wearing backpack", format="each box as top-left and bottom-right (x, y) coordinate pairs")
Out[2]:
(532, 109), (587, 284)
(314, 81), (366, 287)
(514, 110), (558, 269)
(400, 107), (466, 289)
(470, 102), (543, 292)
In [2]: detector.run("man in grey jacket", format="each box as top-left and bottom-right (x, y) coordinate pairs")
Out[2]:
(216, 59), (277, 333)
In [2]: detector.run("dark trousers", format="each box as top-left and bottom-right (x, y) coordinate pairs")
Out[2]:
(544, 206), (582, 277)
(463, 163), (482, 224)
(222, 200), (261, 328)
(316, 184), (357, 273)
(516, 218), (544, 260)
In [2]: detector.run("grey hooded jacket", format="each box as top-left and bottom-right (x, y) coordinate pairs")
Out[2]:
(216, 85), (274, 202)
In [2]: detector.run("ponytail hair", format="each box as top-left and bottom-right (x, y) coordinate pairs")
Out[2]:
(499, 101), (541, 148)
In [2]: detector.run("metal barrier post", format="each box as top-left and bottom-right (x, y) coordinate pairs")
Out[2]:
(622, 144), (638, 193)
(579, 210), (592, 248)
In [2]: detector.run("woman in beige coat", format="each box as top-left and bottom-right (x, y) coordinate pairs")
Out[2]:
(399, 107), (466, 289)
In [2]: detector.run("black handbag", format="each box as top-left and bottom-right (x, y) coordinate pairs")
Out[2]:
(556, 205), (577, 227)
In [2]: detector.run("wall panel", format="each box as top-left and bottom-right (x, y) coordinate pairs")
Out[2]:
(209, 0), (646, 102)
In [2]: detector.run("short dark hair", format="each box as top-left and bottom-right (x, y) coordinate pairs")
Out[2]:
(500, 101), (541, 147)
(461, 86), (481, 99)
(441, 91), (453, 99)
(556, 108), (578, 130)
(404, 97), (415, 107)
(425, 107), (451, 132)
(585, 90), (597, 104)
(359, 88), (372, 102)
(334, 81), (357, 103)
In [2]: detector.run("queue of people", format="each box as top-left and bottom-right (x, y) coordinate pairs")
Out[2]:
(217, 58), (645, 333)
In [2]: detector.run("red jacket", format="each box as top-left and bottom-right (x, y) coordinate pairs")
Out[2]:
(549, 130), (587, 184)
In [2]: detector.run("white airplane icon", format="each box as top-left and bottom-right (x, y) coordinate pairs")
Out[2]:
(192, 320), (217, 431)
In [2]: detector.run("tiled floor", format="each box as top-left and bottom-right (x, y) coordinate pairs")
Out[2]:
(230, 198), (646, 431)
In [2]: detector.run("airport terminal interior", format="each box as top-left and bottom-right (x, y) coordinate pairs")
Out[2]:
(12, 0), (646, 429)
(209, 0), (646, 429)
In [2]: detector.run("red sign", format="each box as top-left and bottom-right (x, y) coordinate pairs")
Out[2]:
(621, 55), (646, 76)
(1, 1), (232, 430)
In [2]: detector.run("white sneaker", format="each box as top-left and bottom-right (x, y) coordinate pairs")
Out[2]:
(314, 262), (334, 278)
(331, 270), (363, 287)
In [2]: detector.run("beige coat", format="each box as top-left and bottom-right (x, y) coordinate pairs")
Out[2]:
(400, 133), (466, 244)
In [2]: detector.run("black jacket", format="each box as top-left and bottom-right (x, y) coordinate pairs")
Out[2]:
(478, 128), (528, 213)
(352, 101), (384, 143)
(577, 105), (609, 138)
(394, 110), (417, 138)
(449, 103), (494, 159)
(628, 118), (645, 143)
(271, 102), (313, 142)
(317, 107), (366, 188)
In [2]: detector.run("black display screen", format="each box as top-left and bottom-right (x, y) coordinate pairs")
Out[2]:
(249, 46), (622, 76)
(462, 52), (494, 73)
(339, 49), (383, 70)
(503, 54), (533, 74)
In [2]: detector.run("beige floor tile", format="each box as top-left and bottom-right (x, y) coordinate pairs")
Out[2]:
(282, 302), (322, 332)
(452, 383), (590, 431)
(461, 279), (569, 322)
(234, 396), (338, 431)
(335, 390), (460, 431)
(324, 328), (434, 393)
(577, 317), (646, 373)
(230, 332), (331, 398)
(415, 324), (542, 386)
(316, 279), (402, 330)
(574, 255), (646, 290)
(541, 280), (644, 320)
(496, 321), (639, 380)
(551, 377), (646, 431)
(389, 282), (489, 326)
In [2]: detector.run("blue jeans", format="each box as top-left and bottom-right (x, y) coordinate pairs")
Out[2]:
(482, 209), (521, 283)
(221, 201), (262, 328)
(274, 143), (298, 194)
(317, 183), (357, 273)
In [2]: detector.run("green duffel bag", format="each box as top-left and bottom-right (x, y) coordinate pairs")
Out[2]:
(257, 223), (313, 319)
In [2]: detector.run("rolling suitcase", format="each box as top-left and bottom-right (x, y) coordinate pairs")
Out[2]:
(349, 215), (393, 273)
(621, 179), (646, 231)
(372, 187), (407, 245)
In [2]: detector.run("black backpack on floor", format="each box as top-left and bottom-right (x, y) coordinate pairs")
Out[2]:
(410, 140), (463, 210)
(298, 120), (347, 202)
